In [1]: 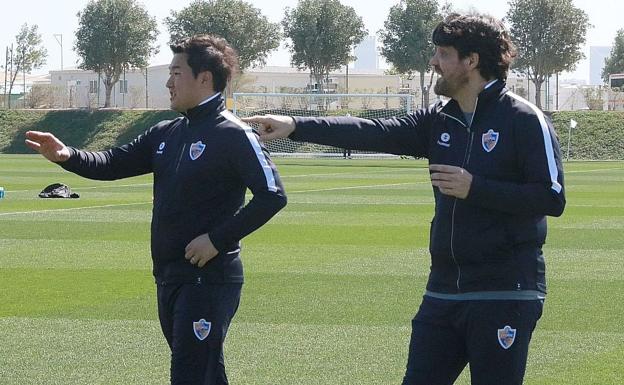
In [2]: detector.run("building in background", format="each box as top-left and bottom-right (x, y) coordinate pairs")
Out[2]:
(48, 66), (167, 109)
(18, 64), (607, 111)
(353, 36), (378, 71)
(47, 65), (406, 109)
(245, 66), (400, 95)
(1, 72), (51, 108)
(589, 46), (612, 85)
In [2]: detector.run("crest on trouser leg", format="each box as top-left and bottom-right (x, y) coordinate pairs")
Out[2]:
(193, 318), (211, 341)
(497, 325), (516, 349)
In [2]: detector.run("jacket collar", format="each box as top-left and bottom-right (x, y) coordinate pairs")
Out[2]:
(182, 92), (225, 121)
(437, 79), (507, 124)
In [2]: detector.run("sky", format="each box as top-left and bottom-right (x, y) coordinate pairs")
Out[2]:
(0, 0), (622, 82)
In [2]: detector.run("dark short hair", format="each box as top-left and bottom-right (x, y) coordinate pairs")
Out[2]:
(170, 35), (239, 92)
(432, 13), (516, 81)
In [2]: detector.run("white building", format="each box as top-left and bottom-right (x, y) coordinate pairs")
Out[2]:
(242, 65), (402, 95)
(39, 64), (606, 111)
(47, 64), (406, 109)
(49, 66), (169, 109)
(1, 72), (50, 108)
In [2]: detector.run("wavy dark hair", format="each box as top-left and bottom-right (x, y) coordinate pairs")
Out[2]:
(170, 35), (239, 92)
(432, 13), (516, 81)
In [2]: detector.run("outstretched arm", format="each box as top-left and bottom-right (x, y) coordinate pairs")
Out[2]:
(244, 111), (431, 157)
(241, 114), (295, 141)
(25, 123), (160, 181)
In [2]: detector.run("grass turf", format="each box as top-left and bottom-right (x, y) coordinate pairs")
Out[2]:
(1, 155), (623, 384)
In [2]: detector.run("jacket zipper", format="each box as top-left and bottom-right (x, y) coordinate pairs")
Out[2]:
(175, 143), (187, 174)
(445, 98), (478, 292)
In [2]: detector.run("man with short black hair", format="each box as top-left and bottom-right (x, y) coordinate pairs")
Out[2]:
(244, 13), (565, 385)
(26, 34), (287, 385)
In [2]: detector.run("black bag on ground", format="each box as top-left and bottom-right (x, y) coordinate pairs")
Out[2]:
(39, 183), (80, 198)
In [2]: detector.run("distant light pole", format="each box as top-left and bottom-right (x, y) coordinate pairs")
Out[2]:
(545, 75), (549, 110)
(8, 44), (13, 109)
(555, 72), (559, 110)
(4, 46), (8, 108)
(53, 34), (64, 107)
(345, 63), (349, 94)
(22, 48), (26, 108)
(144, 67), (149, 108)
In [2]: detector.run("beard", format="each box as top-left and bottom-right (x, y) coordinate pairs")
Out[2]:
(433, 77), (451, 97)
(433, 70), (469, 98)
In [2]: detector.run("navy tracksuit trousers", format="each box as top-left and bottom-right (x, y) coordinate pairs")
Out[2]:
(402, 296), (544, 385)
(157, 280), (242, 385)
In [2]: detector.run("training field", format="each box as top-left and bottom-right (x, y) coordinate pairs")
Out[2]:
(0, 154), (623, 385)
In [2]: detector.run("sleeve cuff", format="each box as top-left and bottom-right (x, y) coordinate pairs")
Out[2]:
(464, 174), (484, 203)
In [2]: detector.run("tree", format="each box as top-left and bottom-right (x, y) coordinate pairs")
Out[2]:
(378, 0), (442, 107)
(507, 0), (590, 109)
(602, 29), (624, 84)
(581, 86), (605, 110)
(74, 0), (158, 108)
(7, 24), (47, 109)
(165, 0), (281, 71)
(282, 0), (367, 93)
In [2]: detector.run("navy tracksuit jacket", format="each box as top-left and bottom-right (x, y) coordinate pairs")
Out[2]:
(59, 94), (287, 284)
(291, 80), (565, 297)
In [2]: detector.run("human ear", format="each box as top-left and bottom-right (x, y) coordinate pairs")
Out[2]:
(200, 71), (213, 85)
(468, 52), (480, 69)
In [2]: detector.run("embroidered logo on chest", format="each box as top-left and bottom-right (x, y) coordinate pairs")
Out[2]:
(437, 132), (451, 148)
(482, 129), (499, 152)
(189, 141), (206, 160)
(156, 142), (165, 155)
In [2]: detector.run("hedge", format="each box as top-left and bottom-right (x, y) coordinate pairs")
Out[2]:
(1, 109), (623, 159)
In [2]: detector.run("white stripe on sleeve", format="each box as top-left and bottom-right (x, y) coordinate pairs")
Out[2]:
(507, 92), (562, 193)
(220, 110), (278, 192)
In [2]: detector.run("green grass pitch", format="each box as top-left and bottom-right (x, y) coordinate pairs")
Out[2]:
(1, 154), (623, 384)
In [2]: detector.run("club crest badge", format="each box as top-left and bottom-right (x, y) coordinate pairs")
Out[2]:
(482, 129), (499, 153)
(193, 318), (212, 341)
(156, 142), (166, 154)
(497, 325), (516, 349)
(189, 141), (206, 160)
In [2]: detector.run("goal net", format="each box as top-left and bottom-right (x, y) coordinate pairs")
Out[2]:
(232, 93), (417, 158)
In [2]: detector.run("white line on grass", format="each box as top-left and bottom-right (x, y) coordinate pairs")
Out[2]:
(5, 169), (422, 193)
(0, 202), (151, 217)
(6, 166), (619, 194)
(6, 183), (153, 193)
(566, 168), (624, 173)
(282, 168), (424, 179)
(568, 204), (624, 208)
(289, 181), (426, 193)
(1, 181), (426, 216)
(71, 183), (152, 190)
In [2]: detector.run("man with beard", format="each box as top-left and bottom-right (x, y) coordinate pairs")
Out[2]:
(243, 13), (565, 385)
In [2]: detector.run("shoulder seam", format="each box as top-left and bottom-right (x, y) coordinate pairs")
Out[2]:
(219, 109), (278, 192)
(506, 92), (562, 194)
